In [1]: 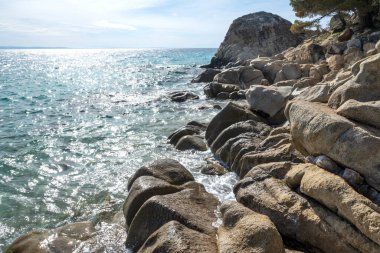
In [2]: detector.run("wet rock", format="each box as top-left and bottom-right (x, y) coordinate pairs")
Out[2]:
(205, 102), (266, 146)
(337, 99), (380, 129)
(175, 135), (207, 151)
(124, 176), (182, 229)
(125, 185), (219, 252)
(218, 201), (285, 253)
(169, 91), (199, 102)
(191, 69), (221, 83)
(200, 162), (227, 176)
(208, 12), (300, 68)
(204, 82), (240, 98)
(6, 222), (96, 253)
(235, 170), (380, 253)
(246, 85), (292, 117)
(217, 92), (230, 100)
(138, 221), (218, 253)
(285, 100), (380, 191)
(127, 159), (194, 190)
(168, 124), (204, 145)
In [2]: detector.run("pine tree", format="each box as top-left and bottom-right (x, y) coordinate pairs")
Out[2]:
(290, 0), (380, 32)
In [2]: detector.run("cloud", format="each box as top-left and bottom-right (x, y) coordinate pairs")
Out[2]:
(93, 20), (137, 31)
(0, 0), (297, 48)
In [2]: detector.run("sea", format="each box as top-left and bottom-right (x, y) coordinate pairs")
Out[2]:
(0, 48), (238, 251)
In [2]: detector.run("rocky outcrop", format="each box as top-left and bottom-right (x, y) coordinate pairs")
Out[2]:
(207, 12), (301, 68)
(285, 100), (380, 192)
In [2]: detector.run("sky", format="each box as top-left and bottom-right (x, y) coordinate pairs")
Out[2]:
(0, 0), (297, 48)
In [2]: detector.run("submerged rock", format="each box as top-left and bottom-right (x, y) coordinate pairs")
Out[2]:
(169, 91), (199, 102)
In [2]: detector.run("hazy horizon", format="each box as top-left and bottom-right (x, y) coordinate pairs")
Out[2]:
(0, 0), (297, 48)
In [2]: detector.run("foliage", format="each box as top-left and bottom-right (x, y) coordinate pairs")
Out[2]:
(289, 0), (380, 33)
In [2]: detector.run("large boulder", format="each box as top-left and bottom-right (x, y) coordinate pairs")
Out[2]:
(246, 85), (292, 117)
(138, 221), (218, 253)
(337, 99), (380, 129)
(208, 12), (300, 68)
(125, 185), (219, 252)
(284, 40), (325, 64)
(205, 102), (266, 145)
(285, 100), (380, 191)
(218, 201), (285, 253)
(127, 159), (194, 190)
(329, 53), (380, 108)
(191, 69), (221, 83)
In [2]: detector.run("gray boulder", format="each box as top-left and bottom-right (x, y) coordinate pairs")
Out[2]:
(208, 12), (300, 68)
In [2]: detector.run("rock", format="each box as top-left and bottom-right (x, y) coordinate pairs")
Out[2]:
(168, 125), (204, 145)
(235, 170), (380, 253)
(337, 99), (380, 129)
(205, 102), (266, 146)
(289, 164), (380, 246)
(138, 221), (218, 253)
(209, 120), (271, 154)
(344, 47), (365, 66)
(175, 135), (208, 151)
(327, 55), (344, 70)
(330, 14), (346, 33)
(274, 70), (286, 83)
(250, 57), (272, 70)
(124, 176), (182, 229)
(127, 159), (194, 190)
(200, 163), (226, 176)
(293, 77), (319, 90)
(285, 100), (380, 191)
(329, 54), (380, 108)
(191, 69), (221, 83)
(327, 43), (347, 55)
(169, 91), (199, 102)
(347, 38), (362, 49)
(217, 92), (230, 100)
(186, 121), (208, 130)
(307, 155), (340, 173)
(218, 201), (285, 253)
(6, 222), (96, 253)
(376, 40), (380, 52)
(214, 67), (241, 84)
(240, 67), (265, 89)
(125, 185), (219, 252)
(295, 84), (330, 103)
(208, 12), (300, 68)
(246, 85), (292, 117)
(273, 80), (297, 87)
(243, 161), (293, 180)
(282, 63), (302, 80)
(284, 40), (325, 64)
(262, 60), (285, 83)
(342, 168), (364, 188)
(204, 82), (239, 98)
(238, 144), (302, 178)
(229, 91), (245, 100)
(309, 63), (330, 82)
(338, 28), (354, 42)
(369, 31), (380, 43)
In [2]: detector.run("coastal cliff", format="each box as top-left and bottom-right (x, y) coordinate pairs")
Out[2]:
(6, 11), (380, 253)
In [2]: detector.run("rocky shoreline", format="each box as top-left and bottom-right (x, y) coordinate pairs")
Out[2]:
(6, 11), (380, 253)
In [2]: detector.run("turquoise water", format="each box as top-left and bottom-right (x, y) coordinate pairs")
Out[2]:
(0, 48), (238, 250)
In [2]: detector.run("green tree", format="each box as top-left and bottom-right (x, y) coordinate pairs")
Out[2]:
(290, 0), (380, 32)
